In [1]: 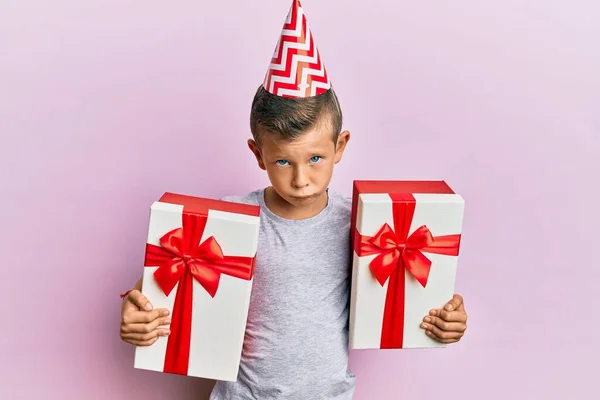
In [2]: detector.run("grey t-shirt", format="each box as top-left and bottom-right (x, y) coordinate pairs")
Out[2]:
(210, 188), (356, 400)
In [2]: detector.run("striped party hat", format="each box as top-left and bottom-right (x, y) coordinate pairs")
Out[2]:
(263, 0), (331, 98)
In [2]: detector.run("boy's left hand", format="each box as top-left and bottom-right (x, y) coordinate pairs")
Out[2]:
(420, 294), (467, 344)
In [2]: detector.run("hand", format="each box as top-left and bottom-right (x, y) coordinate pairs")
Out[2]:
(120, 289), (171, 346)
(420, 294), (467, 344)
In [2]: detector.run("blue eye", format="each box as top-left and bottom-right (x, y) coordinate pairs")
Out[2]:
(275, 160), (290, 166)
(310, 156), (322, 163)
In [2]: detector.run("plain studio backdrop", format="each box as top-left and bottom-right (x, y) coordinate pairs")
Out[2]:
(1, 1), (598, 399)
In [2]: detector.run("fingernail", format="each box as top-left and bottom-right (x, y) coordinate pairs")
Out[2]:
(429, 310), (437, 316)
(446, 304), (453, 311)
(164, 318), (171, 325)
(426, 331), (432, 336)
(165, 330), (171, 336)
(145, 303), (153, 311)
(424, 317), (431, 323)
(162, 310), (170, 316)
(421, 323), (428, 329)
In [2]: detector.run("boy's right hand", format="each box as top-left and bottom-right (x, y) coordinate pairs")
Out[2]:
(120, 290), (171, 346)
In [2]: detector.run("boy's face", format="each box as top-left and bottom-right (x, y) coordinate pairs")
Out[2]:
(248, 120), (350, 210)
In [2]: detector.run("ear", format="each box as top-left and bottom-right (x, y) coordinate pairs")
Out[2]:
(334, 130), (351, 164)
(247, 139), (266, 170)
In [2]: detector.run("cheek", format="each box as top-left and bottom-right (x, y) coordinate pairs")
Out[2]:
(314, 162), (334, 180)
(265, 165), (287, 182)
(320, 158), (335, 170)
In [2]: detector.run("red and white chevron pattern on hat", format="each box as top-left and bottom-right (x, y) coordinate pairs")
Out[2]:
(263, 0), (331, 98)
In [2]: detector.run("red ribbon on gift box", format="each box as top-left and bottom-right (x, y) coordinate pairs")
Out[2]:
(144, 210), (255, 376)
(355, 193), (461, 349)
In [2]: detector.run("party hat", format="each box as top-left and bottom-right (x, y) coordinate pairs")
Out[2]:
(263, 0), (331, 98)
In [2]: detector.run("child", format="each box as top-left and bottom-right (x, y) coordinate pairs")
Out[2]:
(119, 1), (468, 398)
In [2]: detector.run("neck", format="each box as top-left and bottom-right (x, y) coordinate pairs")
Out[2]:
(264, 187), (328, 220)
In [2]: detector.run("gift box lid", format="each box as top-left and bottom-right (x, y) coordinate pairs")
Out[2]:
(156, 192), (261, 217)
(353, 180), (455, 195)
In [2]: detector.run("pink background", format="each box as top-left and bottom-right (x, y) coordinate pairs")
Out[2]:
(1, 0), (598, 399)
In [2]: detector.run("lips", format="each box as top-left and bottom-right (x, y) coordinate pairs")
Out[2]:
(291, 194), (314, 201)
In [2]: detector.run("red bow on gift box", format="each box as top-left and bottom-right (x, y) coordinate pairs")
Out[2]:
(358, 223), (461, 289)
(146, 222), (254, 299)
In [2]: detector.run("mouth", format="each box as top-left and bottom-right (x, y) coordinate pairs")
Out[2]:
(290, 194), (315, 201)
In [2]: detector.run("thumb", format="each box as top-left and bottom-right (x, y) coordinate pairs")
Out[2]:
(445, 294), (463, 311)
(127, 289), (153, 311)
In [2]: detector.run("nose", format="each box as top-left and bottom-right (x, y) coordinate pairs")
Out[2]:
(292, 166), (309, 188)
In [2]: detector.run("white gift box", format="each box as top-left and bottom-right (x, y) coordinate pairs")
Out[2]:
(134, 193), (260, 381)
(349, 181), (465, 350)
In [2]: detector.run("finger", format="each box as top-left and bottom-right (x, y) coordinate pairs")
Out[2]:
(422, 316), (467, 333)
(121, 328), (170, 343)
(121, 316), (171, 334)
(130, 337), (159, 346)
(424, 330), (459, 344)
(122, 308), (170, 325)
(123, 328), (171, 342)
(444, 294), (464, 311)
(428, 308), (467, 323)
(123, 336), (162, 347)
(127, 290), (153, 311)
(424, 324), (464, 342)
